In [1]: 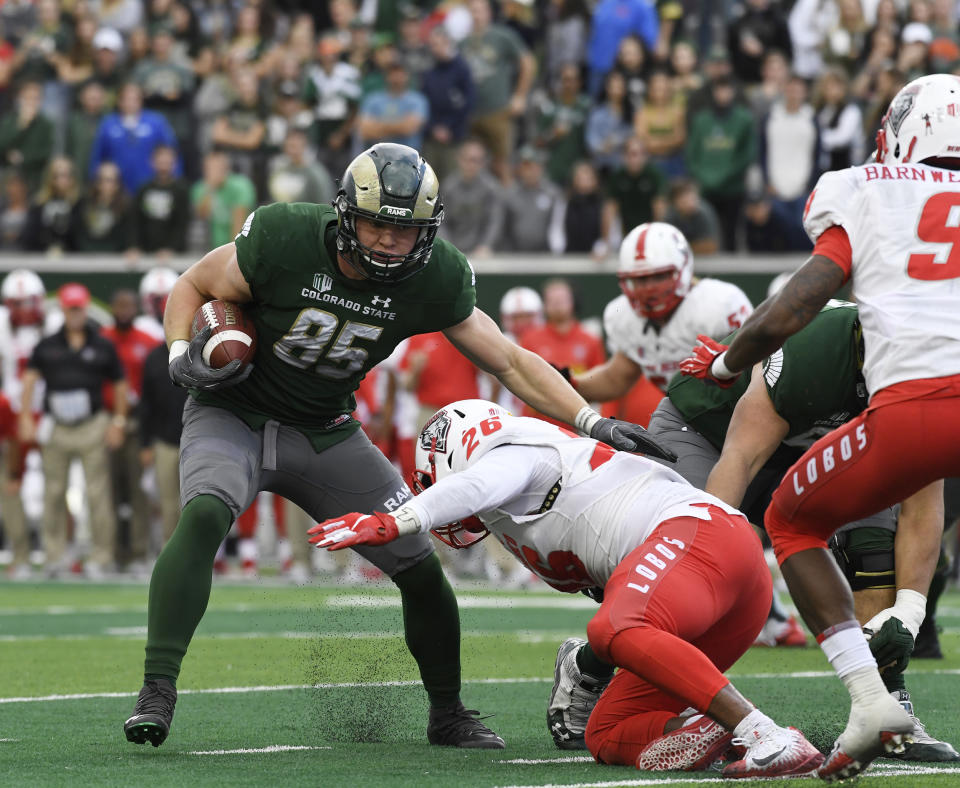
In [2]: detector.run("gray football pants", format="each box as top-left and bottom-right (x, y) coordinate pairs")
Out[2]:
(178, 399), (433, 577)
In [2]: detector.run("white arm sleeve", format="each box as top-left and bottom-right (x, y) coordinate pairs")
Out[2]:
(403, 444), (560, 531)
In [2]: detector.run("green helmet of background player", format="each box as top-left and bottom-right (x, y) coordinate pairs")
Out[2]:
(334, 143), (444, 283)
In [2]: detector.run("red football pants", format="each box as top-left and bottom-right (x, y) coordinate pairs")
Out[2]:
(766, 376), (960, 564)
(236, 493), (287, 539)
(584, 505), (771, 765)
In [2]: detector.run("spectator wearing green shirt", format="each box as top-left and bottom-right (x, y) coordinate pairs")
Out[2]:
(190, 150), (256, 250)
(460, 0), (536, 182)
(0, 81), (55, 198)
(598, 136), (667, 259)
(533, 63), (592, 187)
(66, 80), (108, 184)
(685, 74), (756, 251)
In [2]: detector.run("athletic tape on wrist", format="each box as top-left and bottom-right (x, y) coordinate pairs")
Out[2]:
(168, 339), (189, 364)
(893, 588), (927, 638)
(711, 351), (737, 380)
(392, 505), (422, 536)
(574, 406), (601, 435)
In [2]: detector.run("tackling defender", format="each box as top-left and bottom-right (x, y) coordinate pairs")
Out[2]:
(309, 399), (824, 778)
(680, 73), (960, 779)
(122, 143), (673, 749)
(547, 302), (954, 759)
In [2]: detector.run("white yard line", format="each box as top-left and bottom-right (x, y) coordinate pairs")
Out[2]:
(327, 595), (597, 609)
(495, 764), (960, 788)
(4, 666), (960, 704)
(498, 757), (595, 765)
(188, 745), (331, 755)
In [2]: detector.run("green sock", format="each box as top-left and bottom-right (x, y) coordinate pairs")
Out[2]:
(393, 553), (461, 708)
(143, 495), (233, 681)
(576, 642), (615, 680)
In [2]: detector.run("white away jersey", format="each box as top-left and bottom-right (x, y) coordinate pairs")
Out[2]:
(0, 307), (48, 412)
(604, 279), (753, 391)
(804, 163), (960, 394)
(418, 415), (743, 592)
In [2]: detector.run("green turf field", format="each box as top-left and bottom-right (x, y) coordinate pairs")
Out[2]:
(2, 579), (959, 787)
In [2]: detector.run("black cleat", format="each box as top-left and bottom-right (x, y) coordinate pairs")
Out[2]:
(427, 701), (505, 749)
(124, 678), (177, 747)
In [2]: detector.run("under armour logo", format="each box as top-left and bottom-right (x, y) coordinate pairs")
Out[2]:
(314, 273), (333, 292)
(371, 295), (391, 308)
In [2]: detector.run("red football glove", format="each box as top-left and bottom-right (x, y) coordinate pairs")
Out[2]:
(678, 335), (739, 388)
(307, 511), (399, 551)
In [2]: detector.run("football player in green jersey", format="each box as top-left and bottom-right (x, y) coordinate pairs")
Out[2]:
(123, 142), (675, 750)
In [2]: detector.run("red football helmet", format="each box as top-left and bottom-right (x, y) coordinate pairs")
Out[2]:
(617, 222), (693, 321)
(411, 399), (511, 549)
(1, 269), (46, 327)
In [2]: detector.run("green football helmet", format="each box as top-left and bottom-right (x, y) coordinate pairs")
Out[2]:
(334, 143), (443, 282)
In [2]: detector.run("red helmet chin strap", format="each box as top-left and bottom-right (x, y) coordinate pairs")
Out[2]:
(875, 128), (887, 163)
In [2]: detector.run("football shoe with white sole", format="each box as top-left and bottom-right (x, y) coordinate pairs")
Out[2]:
(547, 638), (611, 750)
(723, 724), (824, 778)
(885, 690), (960, 762)
(817, 690), (914, 780)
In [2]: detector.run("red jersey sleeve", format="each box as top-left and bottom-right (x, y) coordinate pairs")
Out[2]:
(812, 225), (852, 283)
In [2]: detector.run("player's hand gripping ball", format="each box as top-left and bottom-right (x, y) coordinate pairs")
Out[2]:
(190, 300), (258, 369)
(168, 300), (256, 390)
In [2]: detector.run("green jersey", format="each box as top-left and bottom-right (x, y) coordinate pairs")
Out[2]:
(194, 202), (476, 450)
(667, 302), (864, 450)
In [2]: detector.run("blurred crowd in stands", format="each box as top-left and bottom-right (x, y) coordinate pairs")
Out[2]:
(0, 0), (953, 258)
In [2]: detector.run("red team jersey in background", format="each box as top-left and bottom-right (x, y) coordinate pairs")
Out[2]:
(400, 332), (480, 410)
(520, 322), (605, 427)
(101, 325), (161, 409)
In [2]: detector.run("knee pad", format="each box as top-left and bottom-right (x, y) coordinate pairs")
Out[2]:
(829, 526), (895, 592)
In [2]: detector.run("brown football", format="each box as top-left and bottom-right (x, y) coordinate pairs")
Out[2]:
(190, 300), (258, 369)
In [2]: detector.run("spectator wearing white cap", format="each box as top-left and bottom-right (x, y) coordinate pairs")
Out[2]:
(91, 28), (127, 106)
(499, 286), (544, 344)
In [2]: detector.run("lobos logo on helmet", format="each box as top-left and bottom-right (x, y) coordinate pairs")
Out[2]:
(888, 83), (922, 135)
(420, 411), (452, 453)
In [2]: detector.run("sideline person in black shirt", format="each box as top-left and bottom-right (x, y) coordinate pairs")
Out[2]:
(19, 283), (128, 578)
